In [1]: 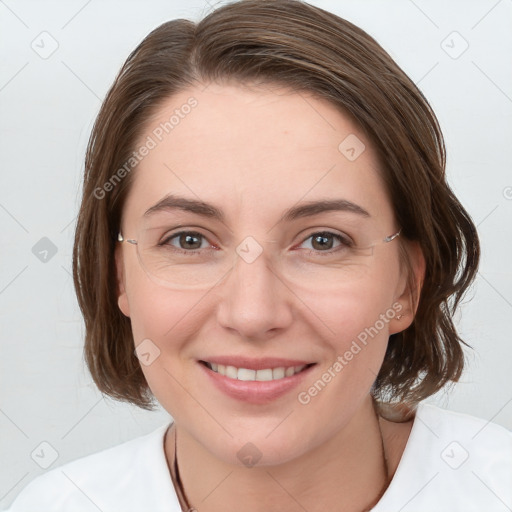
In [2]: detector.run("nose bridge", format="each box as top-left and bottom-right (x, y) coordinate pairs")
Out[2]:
(215, 234), (293, 337)
(229, 234), (281, 298)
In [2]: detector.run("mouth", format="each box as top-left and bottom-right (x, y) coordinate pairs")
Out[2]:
(199, 360), (316, 381)
(197, 359), (317, 404)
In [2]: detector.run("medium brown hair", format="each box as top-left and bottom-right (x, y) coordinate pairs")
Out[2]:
(73, 0), (479, 413)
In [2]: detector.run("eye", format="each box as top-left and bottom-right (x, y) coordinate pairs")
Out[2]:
(158, 229), (353, 255)
(298, 231), (353, 254)
(161, 231), (212, 252)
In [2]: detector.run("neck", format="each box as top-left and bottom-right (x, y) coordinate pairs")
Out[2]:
(165, 395), (394, 512)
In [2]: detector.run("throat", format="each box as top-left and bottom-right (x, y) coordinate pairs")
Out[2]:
(164, 399), (413, 512)
(377, 414), (415, 479)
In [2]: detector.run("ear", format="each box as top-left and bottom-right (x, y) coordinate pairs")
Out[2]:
(388, 240), (425, 335)
(115, 244), (131, 318)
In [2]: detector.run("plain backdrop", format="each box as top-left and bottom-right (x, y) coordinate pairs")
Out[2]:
(1, 0), (511, 508)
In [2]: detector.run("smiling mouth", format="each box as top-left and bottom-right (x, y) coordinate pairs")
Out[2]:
(199, 361), (316, 382)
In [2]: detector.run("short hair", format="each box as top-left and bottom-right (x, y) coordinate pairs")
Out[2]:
(72, 0), (479, 413)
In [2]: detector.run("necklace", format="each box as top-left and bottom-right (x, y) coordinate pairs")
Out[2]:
(169, 399), (390, 512)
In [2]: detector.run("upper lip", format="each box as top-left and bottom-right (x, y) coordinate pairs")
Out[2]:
(199, 356), (316, 370)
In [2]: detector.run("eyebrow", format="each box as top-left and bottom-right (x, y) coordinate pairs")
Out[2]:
(144, 194), (370, 223)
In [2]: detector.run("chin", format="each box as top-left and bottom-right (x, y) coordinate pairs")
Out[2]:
(199, 423), (313, 468)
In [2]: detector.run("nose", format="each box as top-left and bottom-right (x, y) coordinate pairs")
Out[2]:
(215, 242), (294, 340)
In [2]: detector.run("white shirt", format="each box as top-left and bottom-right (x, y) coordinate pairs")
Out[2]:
(5, 402), (512, 511)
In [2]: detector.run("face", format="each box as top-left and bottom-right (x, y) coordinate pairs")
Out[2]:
(116, 81), (419, 466)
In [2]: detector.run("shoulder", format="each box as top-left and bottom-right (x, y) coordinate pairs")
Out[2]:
(5, 422), (181, 512)
(374, 402), (512, 512)
(417, 401), (512, 460)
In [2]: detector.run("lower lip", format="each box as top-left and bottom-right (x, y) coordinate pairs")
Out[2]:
(198, 361), (317, 405)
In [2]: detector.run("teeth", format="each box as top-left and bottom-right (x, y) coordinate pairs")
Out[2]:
(285, 366), (295, 377)
(207, 362), (308, 381)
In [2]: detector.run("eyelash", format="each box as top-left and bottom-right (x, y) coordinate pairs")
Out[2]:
(159, 230), (353, 257)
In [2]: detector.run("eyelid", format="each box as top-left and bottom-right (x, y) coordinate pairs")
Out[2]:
(160, 226), (221, 246)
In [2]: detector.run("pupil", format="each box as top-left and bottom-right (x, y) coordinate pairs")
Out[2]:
(182, 233), (201, 249)
(312, 234), (332, 250)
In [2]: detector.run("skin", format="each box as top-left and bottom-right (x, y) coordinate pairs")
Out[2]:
(115, 81), (425, 512)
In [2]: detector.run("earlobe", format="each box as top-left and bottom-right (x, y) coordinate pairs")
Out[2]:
(389, 241), (425, 334)
(118, 294), (130, 317)
(115, 245), (131, 318)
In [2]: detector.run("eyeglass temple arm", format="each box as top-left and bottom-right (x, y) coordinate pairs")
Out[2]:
(383, 228), (401, 243)
(117, 233), (138, 245)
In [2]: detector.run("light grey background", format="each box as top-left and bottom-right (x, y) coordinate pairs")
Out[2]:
(1, 0), (511, 508)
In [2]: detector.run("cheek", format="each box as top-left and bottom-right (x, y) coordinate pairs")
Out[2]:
(302, 261), (401, 388)
(295, 281), (398, 430)
(124, 278), (205, 417)
(126, 279), (205, 347)
(307, 259), (401, 341)
(122, 262), (196, 362)
(123, 246), (203, 342)
(310, 286), (393, 369)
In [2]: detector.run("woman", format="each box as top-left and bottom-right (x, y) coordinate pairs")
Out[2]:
(7, 0), (511, 511)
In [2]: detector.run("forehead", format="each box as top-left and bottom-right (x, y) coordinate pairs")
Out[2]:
(123, 81), (393, 227)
